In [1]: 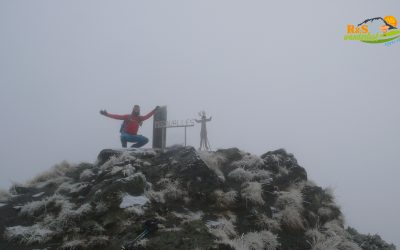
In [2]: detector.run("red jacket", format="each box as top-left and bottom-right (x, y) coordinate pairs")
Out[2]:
(106, 109), (156, 135)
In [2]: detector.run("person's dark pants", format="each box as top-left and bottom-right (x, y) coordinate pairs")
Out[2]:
(120, 132), (149, 148)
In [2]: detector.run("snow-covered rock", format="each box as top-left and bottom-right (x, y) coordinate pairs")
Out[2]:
(0, 146), (395, 250)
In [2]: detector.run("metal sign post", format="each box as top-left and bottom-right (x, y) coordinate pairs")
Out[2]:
(152, 106), (167, 149)
(154, 119), (195, 147)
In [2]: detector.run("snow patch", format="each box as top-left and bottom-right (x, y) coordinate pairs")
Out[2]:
(32, 192), (45, 198)
(120, 194), (150, 215)
(120, 194), (149, 209)
(4, 224), (54, 245)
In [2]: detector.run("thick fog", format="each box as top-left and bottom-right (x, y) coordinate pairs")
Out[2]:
(1, 0), (399, 247)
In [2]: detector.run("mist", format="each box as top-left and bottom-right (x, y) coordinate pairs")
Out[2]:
(1, 0), (399, 247)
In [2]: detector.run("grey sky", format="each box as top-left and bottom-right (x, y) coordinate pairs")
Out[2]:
(1, 0), (399, 247)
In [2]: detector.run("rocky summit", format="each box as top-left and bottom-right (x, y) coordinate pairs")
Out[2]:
(0, 146), (396, 250)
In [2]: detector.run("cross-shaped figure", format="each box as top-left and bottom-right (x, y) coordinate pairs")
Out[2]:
(195, 111), (212, 151)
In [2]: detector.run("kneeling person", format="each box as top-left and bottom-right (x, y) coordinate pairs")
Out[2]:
(100, 105), (159, 148)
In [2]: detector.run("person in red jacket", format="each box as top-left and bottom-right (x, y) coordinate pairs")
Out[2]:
(100, 105), (159, 148)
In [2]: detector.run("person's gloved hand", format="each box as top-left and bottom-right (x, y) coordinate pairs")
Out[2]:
(100, 110), (108, 116)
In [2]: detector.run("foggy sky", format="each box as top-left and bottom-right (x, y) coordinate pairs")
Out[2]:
(1, 0), (399, 247)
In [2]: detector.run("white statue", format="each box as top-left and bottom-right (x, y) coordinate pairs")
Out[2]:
(195, 111), (212, 151)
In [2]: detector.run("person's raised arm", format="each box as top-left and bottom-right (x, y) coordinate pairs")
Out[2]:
(99, 110), (128, 120)
(140, 106), (160, 121)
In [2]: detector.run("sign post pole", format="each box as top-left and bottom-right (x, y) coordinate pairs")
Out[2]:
(152, 106), (167, 149)
(184, 126), (187, 146)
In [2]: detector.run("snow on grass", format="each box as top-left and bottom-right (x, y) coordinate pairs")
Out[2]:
(275, 189), (303, 211)
(108, 164), (137, 179)
(230, 153), (265, 171)
(214, 190), (238, 208)
(60, 239), (86, 249)
(255, 214), (281, 232)
(94, 201), (109, 214)
(145, 189), (165, 204)
(19, 194), (74, 217)
(80, 169), (95, 181)
(274, 188), (305, 231)
(161, 226), (182, 232)
(228, 167), (271, 184)
(142, 161), (152, 167)
(136, 238), (148, 247)
(305, 223), (362, 250)
(163, 179), (186, 201)
(225, 230), (280, 250)
(318, 207), (333, 219)
(110, 166), (123, 175)
(172, 210), (204, 223)
(118, 172), (147, 184)
(207, 217), (237, 241)
(60, 236), (109, 249)
(100, 151), (140, 171)
(274, 207), (305, 231)
(267, 154), (281, 163)
(228, 168), (254, 182)
(25, 161), (74, 188)
(19, 195), (92, 230)
(277, 166), (289, 176)
(57, 182), (89, 194)
(4, 224), (54, 245)
(252, 170), (272, 183)
(122, 164), (135, 176)
(146, 178), (186, 203)
(56, 203), (93, 228)
(126, 147), (157, 155)
(241, 182), (264, 205)
(197, 151), (226, 181)
(99, 155), (120, 170)
(323, 220), (346, 238)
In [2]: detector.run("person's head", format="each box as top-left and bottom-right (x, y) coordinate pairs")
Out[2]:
(132, 105), (140, 116)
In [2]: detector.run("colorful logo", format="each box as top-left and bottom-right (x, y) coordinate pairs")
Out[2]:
(344, 16), (400, 45)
